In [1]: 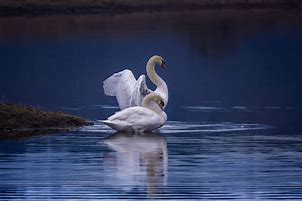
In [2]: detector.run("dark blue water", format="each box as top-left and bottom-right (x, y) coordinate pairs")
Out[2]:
(0, 10), (302, 200)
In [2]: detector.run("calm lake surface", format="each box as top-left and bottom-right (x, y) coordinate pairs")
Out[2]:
(1, 10), (302, 200)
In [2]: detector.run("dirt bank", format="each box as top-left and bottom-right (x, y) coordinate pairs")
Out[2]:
(0, 102), (92, 139)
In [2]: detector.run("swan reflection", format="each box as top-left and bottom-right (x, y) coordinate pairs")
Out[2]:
(103, 132), (167, 196)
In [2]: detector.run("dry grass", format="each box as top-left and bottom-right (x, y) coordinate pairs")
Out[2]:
(0, 102), (91, 131)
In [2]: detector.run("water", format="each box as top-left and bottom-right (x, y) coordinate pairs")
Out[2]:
(1, 10), (302, 200)
(1, 123), (302, 200)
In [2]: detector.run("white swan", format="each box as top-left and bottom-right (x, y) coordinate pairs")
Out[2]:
(101, 93), (167, 132)
(103, 55), (168, 110)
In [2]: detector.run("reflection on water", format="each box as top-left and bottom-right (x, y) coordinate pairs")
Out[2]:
(1, 120), (302, 200)
(103, 132), (167, 197)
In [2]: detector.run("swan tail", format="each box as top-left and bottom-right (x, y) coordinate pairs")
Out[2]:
(101, 120), (115, 127)
(101, 120), (119, 130)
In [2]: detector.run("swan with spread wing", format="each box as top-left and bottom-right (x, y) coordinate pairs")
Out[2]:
(103, 55), (168, 110)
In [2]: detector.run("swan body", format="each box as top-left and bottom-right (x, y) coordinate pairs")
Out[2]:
(103, 55), (168, 110)
(102, 93), (167, 132)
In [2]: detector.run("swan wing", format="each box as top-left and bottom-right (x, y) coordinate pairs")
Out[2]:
(103, 69), (136, 110)
(130, 75), (151, 107)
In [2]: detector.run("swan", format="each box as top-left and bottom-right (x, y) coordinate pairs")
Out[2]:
(103, 55), (168, 110)
(101, 93), (167, 132)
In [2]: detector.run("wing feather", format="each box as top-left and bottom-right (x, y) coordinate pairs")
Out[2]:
(130, 75), (151, 107)
(103, 69), (136, 109)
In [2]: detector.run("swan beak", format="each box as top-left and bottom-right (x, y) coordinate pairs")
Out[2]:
(161, 60), (167, 69)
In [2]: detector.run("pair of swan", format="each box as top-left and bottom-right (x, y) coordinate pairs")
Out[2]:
(101, 55), (168, 132)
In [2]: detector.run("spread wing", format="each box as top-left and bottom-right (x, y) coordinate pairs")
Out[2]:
(130, 75), (151, 107)
(103, 69), (136, 110)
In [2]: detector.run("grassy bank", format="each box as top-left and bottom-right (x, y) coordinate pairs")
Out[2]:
(0, 102), (92, 139)
(0, 0), (300, 15)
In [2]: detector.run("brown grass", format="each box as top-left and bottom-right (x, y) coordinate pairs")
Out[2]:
(0, 102), (91, 131)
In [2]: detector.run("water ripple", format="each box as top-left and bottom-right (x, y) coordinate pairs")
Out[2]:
(1, 119), (300, 200)
(79, 121), (272, 134)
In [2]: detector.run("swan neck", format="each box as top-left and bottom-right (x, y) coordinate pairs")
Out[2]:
(146, 60), (164, 86)
(142, 93), (154, 108)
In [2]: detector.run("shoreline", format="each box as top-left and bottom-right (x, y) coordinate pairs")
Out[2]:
(0, 1), (300, 16)
(0, 102), (92, 139)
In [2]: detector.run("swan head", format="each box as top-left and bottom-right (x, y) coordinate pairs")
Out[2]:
(149, 55), (167, 69)
(151, 95), (165, 111)
(143, 92), (165, 111)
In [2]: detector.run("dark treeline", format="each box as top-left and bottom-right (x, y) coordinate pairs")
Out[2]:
(0, 0), (301, 16)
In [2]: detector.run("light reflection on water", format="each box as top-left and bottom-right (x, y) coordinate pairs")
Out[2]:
(1, 119), (302, 200)
(103, 132), (167, 197)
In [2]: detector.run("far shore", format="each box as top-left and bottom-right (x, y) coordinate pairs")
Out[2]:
(0, 102), (92, 139)
(0, 0), (300, 16)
